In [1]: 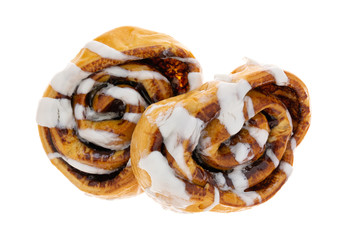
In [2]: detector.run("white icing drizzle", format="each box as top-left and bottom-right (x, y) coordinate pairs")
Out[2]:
(122, 112), (142, 123)
(50, 62), (90, 96)
(138, 151), (191, 209)
(244, 58), (289, 86)
(84, 40), (139, 61)
(286, 110), (293, 129)
(74, 104), (86, 120)
(48, 152), (116, 175)
(234, 189), (262, 206)
(229, 142), (252, 164)
(104, 66), (169, 83)
(227, 165), (249, 190)
(102, 86), (147, 107)
(214, 74), (233, 82)
(217, 80), (252, 136)
(144, 102), (176, 117)
(126, 158), (131, 167)
(266, 66), (289, 86)
(279, 161), (293, 178)
(290, 137), (297, 151)
(244, 96), (255, 118)
(155, 106), (205, 180)
(74, 104), (141, 123)
(212, 166), (261, 206)
(198, 134), (212, 157)
(78, 128), (130, 151)
(266, 149), (280, 167)
(228, 165), (261, 206)
(188, 72), (203, 90)
(203, 187), (220, 212)
(76, 78), (96, 94)
(213, 172), (227, 190)
(36, 98), (75, 129)
(244, 126), (269, 148)
(75, 104), (118, 121)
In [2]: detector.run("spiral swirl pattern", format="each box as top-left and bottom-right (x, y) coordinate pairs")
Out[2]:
(131, 59), (310, 212)
(37, 27), (202, 198)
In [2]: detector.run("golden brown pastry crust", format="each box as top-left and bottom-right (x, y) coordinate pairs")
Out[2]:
(37, 26), (202, 199)
(131, 61), (310, 212)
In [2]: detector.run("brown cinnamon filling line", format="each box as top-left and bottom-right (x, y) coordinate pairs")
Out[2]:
(44, 127), (126, 183)
(143, 58), (190, 95)
(254, 85), (301, 131)
(71, 57), (195, 153)
(84, 76), (153, 118)
(47, 57), (193, 181)
(192, 105), (289, 191)
(65, 161), (125, 184)
(72, 75), (153, 151)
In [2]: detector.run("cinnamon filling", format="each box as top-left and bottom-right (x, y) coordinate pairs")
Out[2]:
(44, 127), (123, 183)
(143, 58), (189, 95)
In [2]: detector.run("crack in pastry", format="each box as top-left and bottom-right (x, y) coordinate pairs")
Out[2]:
(37, 26), (202, 199)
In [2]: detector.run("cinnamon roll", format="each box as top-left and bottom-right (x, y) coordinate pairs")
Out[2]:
(37, 26), (202, 198)
(130, 58), (310, 212)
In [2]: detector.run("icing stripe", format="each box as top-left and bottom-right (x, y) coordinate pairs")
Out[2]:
(228, 165), (249, 190)
(229, 142), (252, 164)
(123, 112), (142, 123)
(50, 62), (90, 96)
(233, 189), (262, 206)
(279, 161), (293, 178)
(245, 126), (269, 148)
(156, 106), (204, 181)
(266, 65), (289, 86)
(213, 172), (227, 190)
(77, 78), (96, 94)
(74, 104), (141, 123)
(213, 170), (261, 206)
(291, 138), (297, 151)
(48, 152), (116, 175)
(139, 151), (192, 209)
(36, 98), (75, 129)
(228, 164), (262, 205)
(203, 187), (220, 211)
(266, 149), (280, 167)
(188, 72), (203, 90)
(105, 66), (169, 83)
(244, 96), (255, 118)
(217, 80), (251, 136)
(84, 40), (139, 61)
(102, 86), (147, 107)
(78, 128), (130, 151)
(244, 57), (289, 86)
(286, 110), (293, 129)
(74, 104), (117, 121)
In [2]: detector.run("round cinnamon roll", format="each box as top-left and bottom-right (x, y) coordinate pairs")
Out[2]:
(131, 59), (310, 212)
(37, 26), (202, 198)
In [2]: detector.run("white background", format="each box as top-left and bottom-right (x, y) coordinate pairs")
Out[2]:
(1, 0), (346, 239)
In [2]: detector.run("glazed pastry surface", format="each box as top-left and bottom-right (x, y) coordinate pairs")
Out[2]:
(37, 26), (202, 198)
(131, 59), (310, 212)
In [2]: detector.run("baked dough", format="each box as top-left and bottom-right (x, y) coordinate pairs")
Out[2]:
(37, 26), (202, 198)
(131, 59), (310, 212)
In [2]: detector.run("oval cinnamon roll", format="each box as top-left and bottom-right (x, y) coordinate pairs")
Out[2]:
(131, 59), (310, 212)
(37, 26), (202, 198)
